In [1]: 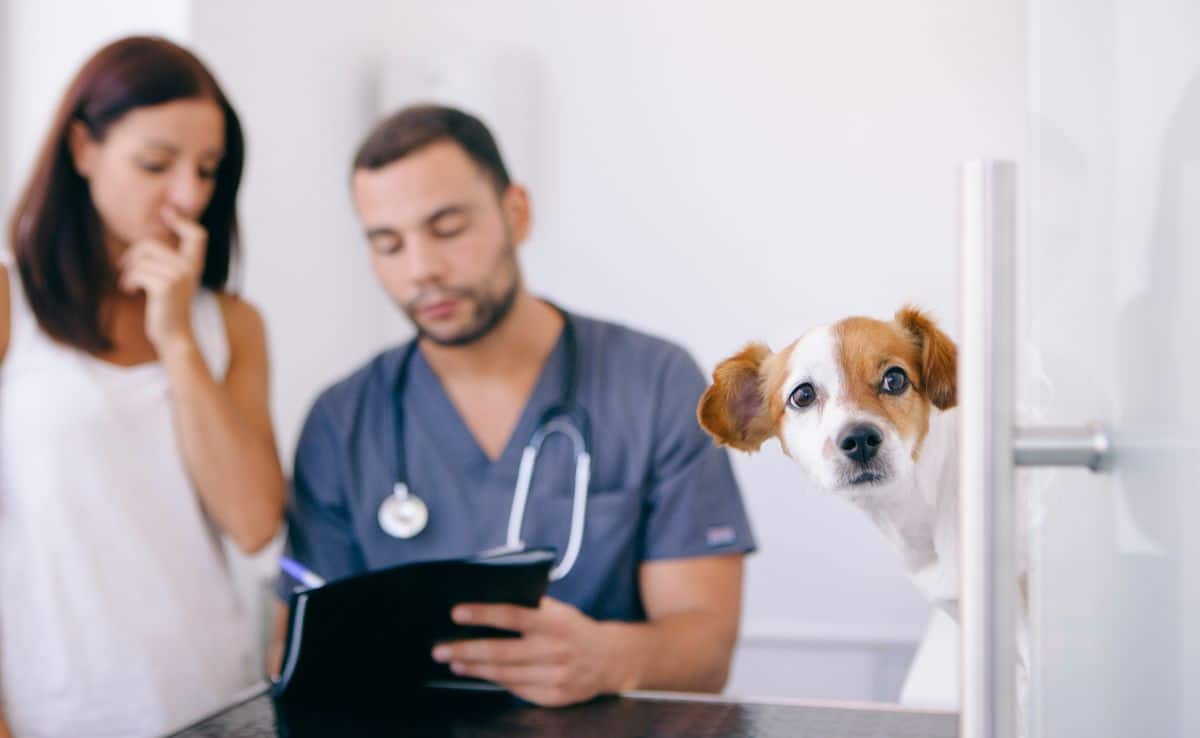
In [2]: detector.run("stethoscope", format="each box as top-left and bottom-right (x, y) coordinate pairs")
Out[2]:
(376, 308), (592, 581)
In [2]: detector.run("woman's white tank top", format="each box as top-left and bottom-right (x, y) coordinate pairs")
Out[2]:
(0, 257), (256, 738)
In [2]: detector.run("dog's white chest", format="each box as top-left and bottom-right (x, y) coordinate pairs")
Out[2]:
(855, 409), (962, 609)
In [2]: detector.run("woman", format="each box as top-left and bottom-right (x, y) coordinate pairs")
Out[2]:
(0, 37), (284, 737)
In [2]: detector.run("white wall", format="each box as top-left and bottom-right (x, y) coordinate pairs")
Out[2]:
(1, 0), (189, 199)
(376, 0), (1026, 700)
(187, 1), (397, 465)
(0, 0), (9, 214)
(1, 0), (1025, 703)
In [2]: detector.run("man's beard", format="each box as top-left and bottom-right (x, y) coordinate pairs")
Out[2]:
(403, 247), (521, 347)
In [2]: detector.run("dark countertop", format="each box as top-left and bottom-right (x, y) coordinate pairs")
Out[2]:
(171, 684), (959, 738)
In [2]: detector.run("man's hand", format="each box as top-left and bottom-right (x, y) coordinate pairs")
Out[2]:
(433, 555), (744, 707)
(431, 596), (628, 707)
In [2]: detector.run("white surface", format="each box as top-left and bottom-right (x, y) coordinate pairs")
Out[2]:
(1025, 0), (1200, 735)
(0, 1), (8, 212)
(900, 609), (961, 709)
(1, 0), (189, 196)
(186, 0), (399, 466)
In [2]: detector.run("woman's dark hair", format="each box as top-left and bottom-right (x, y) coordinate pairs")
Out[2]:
(7, 35), (245, 353)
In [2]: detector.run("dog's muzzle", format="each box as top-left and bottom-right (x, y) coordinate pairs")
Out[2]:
(838, 423), (883, 464)
(837, 423), (889, 486)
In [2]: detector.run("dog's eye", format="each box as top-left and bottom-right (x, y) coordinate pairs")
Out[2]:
(788, 383), (817, 409)
(881, 367), (909, 395)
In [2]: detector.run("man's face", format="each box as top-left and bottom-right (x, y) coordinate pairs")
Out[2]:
(352, 139), (530, 346)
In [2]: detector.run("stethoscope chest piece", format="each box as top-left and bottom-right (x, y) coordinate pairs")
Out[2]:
(377, 482), (429, 539)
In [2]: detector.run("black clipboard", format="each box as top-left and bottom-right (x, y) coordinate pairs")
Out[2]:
(271, 547), (556, 706)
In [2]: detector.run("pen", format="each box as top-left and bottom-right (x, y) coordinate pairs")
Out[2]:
(280, 556), (326, 589)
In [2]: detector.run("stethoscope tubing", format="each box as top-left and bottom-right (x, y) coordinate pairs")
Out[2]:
(385, 306), (590, 581)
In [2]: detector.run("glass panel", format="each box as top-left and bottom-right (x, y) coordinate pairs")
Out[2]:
(1025, 0), (1200, 736)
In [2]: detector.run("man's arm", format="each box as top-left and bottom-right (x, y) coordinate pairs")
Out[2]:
(0, 707), (12, 738)
(432, 553), (744, 706)
(603, 553), (743, 692)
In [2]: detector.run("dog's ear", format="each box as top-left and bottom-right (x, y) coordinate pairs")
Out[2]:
(697, 342), (777, 452)
(896, 305), (958, 410)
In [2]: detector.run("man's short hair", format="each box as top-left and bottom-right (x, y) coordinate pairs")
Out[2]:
(353, 104), (512, 192)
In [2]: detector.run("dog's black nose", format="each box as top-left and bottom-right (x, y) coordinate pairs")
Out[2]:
(839, 424), (883, 464)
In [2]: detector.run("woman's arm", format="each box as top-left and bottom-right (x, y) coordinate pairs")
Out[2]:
(160, 294), (285, 553)
(121, 210), (285, 553)
(1, 263), (11, 364)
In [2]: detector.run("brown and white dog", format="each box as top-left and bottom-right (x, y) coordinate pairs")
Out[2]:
(697, 305), (964, 616)
(698, 305), (1029, 714)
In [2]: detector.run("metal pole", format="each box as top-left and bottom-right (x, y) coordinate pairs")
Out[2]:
(959, 159), (1020, 738)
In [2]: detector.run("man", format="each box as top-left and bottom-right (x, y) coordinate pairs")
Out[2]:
(276, 104), (755, 707)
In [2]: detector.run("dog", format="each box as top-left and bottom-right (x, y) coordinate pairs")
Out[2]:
(697, 306), (964, 612)
(697, 305), (1028, 705)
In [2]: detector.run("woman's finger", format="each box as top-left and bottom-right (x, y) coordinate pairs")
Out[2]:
(161, 207), (207, 269)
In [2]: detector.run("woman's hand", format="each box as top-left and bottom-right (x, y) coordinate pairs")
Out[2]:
(119, 206), (206, 355)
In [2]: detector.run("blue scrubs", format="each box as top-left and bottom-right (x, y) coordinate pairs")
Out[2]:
(279, 312), (756, 622)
